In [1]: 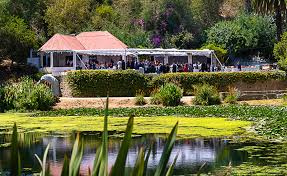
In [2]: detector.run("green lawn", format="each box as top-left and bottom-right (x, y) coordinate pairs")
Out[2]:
(0, 113), (251, 138)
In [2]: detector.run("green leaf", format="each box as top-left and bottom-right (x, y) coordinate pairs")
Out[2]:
(91, 145), (102, 176)
(165, 153), (179, 176)
(61, 155), (70, 176)
(69, 133), (84, 176)
(98, 96), (109, 176)
(132, 148), (145, 176)
(110, 115), (134, 176)
(35, 143), (50, 176)
(143, 147), (151, 176)
(154, 122), (178, 176)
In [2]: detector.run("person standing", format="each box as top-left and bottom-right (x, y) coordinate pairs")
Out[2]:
(122, 59), (126, 70)
(117, 59), (122, 70)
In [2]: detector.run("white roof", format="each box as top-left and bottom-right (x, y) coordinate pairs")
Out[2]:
(74, 48), (213, 57)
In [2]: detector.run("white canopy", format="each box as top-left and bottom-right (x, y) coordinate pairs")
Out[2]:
(73, 48), (214, 57)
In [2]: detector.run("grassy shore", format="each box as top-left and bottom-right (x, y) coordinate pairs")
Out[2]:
(0, 113), (250, 138)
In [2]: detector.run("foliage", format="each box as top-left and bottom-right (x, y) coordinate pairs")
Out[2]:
(1, 78), (56, 111)
(224, 87), (240, 104)
(135, 94), (147, 106)
(157, 83), (183, 106)
(67, 70), (149, 97)
(0, 16), (37, 63)
(201, 44), (228, 63)
(67, 70), (286, 97)
(10, 123), (21, 176)
(253, 0), (287, 39)
(150, 71), (286, 95)
(206, 13), (276, 56)
(33, 105), (287, 138)
(191, 0), (223, 29)
(34, 97), (179, 175)
(193, 84), (221, 106)
(44, 0), (91, 34)
(274, 32), (287, 71)
(150, 93), (161, 105)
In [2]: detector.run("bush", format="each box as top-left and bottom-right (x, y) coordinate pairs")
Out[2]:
(67, 70), (149, 97)
(224, 87), (240, 104)
(193, 84), (221, 106)
(135, 94), (146, 106)
(1, 78), (56, 111)
(150, 93), (161, 105)
(274, 32), (287, 71)
(150, 71), (286, 95)
(157, 83), (183, 106)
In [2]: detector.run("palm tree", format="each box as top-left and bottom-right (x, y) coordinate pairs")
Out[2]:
(253, 0), (287, 40)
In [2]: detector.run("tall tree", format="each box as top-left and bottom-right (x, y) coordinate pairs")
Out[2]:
(45, 0), (91, 35)
(253, 0), (286, 40)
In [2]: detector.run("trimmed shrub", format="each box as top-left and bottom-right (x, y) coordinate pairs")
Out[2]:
(150, 71), (286, 95)
(193, 84), (221, 106)
(135, 94), (147, 106)
(2, 78), (56, 111)
(224, 87), (240, 104)
(157, 83), (183, 106)
(67, 70), (149, 97)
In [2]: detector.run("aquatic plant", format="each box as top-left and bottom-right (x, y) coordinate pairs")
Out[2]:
(35, 97), (179, 175)
(32, 105), (287, 138)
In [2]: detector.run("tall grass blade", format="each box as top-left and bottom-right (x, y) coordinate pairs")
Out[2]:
(69, 133), (84, 176)
(143, 147), (151, 176)
(196, 162), (206, 176)
(10, 123), (21, 176)
(154, 122), (178, 176)
(132, 148), (145, 176)
(35, 143), (50, 176)
(91, 145), (102, 176)
(165, 153), (179, 176)
(110, 116), (134, 176)
(61, 155), (69, 176)
(98, 96), (109, 176)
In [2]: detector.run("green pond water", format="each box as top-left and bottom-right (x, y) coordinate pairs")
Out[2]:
(0, 133), (286, 175)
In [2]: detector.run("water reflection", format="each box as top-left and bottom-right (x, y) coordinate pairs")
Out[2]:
(0, 133), (248, 175)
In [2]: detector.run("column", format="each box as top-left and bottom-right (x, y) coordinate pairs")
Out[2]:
(164, 55), (168, 65)
(40, 52), (44, 68)
(188, 53), (193, 64)
(50, 52), (54, 68)
(73, 52), (77, 70)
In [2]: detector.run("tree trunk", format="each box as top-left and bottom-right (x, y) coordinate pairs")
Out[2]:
(245, 0), (252, 13)
(275, 5), (283, 40)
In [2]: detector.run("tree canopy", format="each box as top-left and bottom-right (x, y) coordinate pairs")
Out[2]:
(0, 0), (284, 64)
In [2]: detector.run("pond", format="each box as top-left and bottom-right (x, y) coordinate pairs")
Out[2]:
(0, 132), (249, 175)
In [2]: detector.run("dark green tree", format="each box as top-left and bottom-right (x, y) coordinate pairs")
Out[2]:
(253, 0), (287, 40)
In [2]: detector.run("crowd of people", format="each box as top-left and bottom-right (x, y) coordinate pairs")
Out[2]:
(80, 58), (221, 74)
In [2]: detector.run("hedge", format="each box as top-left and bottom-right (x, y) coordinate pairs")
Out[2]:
(67, 70), (150, 97)
(150, 71), (286, 95)
(66, 70), (286, 97)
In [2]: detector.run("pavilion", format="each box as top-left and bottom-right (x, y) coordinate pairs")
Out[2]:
(39, 31), (222, 75)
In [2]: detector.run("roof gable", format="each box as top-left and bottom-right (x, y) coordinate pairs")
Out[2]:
(40, 31), (127, 52)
